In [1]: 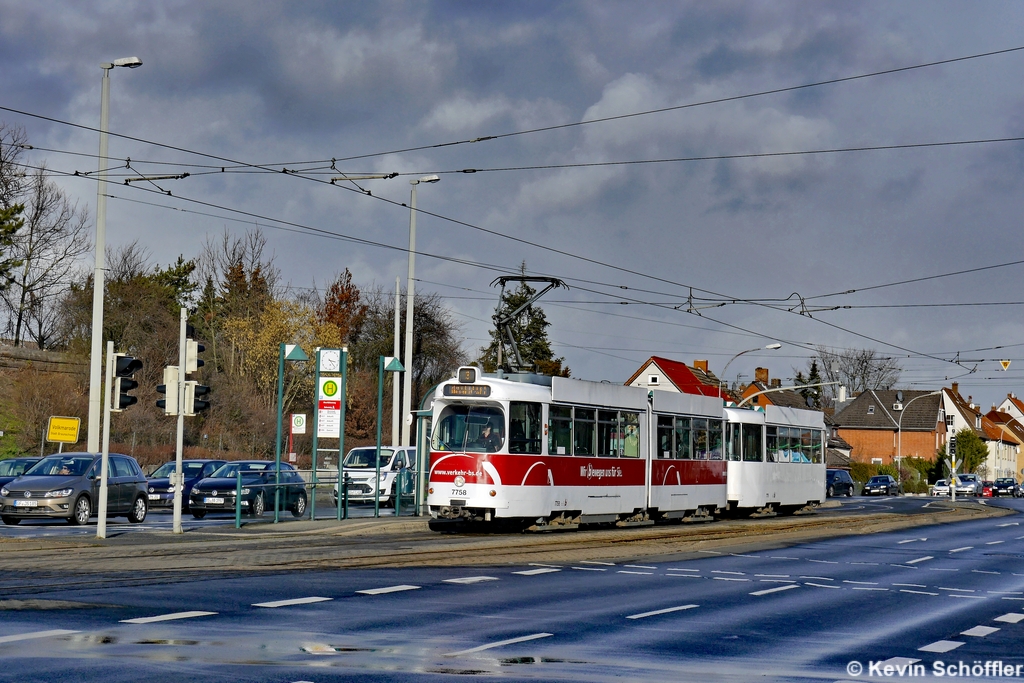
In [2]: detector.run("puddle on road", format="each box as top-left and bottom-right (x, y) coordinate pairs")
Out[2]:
(300, 643), (381, 655)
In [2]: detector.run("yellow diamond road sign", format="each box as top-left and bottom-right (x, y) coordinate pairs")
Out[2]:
(46, 416), (81, 444)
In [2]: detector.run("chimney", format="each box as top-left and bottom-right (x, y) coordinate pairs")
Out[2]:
(770, 378), (781, 388)
(951, 382), (958, 396)
(755, 367), (769, 384)
(968, 396), (973, 409)
(693, 359), (709, 373)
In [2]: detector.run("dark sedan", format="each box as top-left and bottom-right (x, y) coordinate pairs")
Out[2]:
(188, 460), (307, 519)
(862, 474), (900, 496)
(993, 478), (1019, 497)
(146, 459), (226, 511)
(0, 457), (40, 489)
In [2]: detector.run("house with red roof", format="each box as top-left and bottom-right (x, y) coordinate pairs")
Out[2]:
(624, 357), (731, 400)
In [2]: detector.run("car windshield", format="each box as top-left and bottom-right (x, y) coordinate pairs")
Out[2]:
(344, 449), (395, 469)
(151, 461), (208, 478)
(996, 478), (1015, 484)
(935, 480), (947, 486)
(867, 476), (888, 484)
(25, 456), (94, 476)
(210, 462), (272, 477)
(0, 459), (34, 477)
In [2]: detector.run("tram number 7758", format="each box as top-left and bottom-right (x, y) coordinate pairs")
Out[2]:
(451, 488), (467, 496)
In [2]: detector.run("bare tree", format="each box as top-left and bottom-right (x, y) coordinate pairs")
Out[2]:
(0, 167), (91, 348)
(0, 123), (29, 209)
(815, 346), (902, 401)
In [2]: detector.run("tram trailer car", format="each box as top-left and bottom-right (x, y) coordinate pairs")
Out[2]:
(723, 405), (826, 514)
(427, 367), (727, 529)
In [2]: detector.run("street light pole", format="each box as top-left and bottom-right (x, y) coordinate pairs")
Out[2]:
(87, 57), (142, 453)
(720, 343), (782, 399)
(401, 175), (439, 446)
(896, 390), (942, 492)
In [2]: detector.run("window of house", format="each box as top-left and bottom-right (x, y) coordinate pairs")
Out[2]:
(649, 375), (659, 385)
(975, 416), (981, 429)
(867, 405), (875, 415)
(871, 457), (883, 465)
(945, 414), (955, 428)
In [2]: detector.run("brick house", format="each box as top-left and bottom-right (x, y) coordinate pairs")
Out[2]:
(832, 389), (944, 465)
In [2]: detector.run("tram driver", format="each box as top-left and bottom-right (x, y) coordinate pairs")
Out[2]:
(475, 420), (503, 453)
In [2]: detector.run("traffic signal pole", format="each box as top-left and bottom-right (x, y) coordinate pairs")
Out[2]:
(97, 341), (114, 539)
(172, 307), (187, 534)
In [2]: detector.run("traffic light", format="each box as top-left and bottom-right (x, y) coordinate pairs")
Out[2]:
(156, 365), (179, 415)
(184, 380), (211, 415)
(185, 340), (205, 373)
(111, 353), (143, 412)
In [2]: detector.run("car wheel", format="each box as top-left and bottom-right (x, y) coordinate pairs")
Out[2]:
(191, 510), (206, 519)
(250, 492), (265, 517)
(846, 486), (853, 497)
(1, 515), (20, 525)
(127, 496), (148, 523)
(69, 495), (91, 525)
(827, 485), (835, 498)
(291, 491), (307, 518)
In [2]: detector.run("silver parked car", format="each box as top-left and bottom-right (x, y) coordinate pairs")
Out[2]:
(0, 452), (149, 525)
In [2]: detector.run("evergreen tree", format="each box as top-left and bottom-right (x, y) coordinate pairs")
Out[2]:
(795, 359), (823, 408)
(478, 276), (569, 376)
(0, 203), (24, 291)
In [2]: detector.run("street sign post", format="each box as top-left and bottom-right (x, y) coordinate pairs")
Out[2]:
(46, 416), (81, 452)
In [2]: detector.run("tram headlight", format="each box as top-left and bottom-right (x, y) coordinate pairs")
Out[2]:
(428, 487), (434, 494)
(454, 476), (465, 487)
(489, 490), (496, 497)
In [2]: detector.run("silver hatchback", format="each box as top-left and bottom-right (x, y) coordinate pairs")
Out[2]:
(0, 452), (149, 525)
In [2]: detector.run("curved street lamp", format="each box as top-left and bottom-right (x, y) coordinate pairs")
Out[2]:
(721, 343), (782, 397)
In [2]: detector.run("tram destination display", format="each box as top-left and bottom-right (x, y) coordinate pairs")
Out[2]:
(443, 383), (491, 397)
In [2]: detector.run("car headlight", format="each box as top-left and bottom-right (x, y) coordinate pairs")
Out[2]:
(241, 488), (250, 495)
(191, 487), (200, 495)
(44, 488), (73, 498)
(0, 487), (8, 497)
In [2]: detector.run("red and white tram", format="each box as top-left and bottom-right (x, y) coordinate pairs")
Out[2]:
(427, 367), (727, 529)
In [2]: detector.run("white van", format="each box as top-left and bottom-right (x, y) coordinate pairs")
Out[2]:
(332, 446), (416, 507)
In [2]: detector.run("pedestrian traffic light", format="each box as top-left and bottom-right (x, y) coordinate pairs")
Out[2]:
(185, 339), (205, 373)
(156, 365), (179, 415)
(111, 353), (143, 412)
(184, 380), (211, 415)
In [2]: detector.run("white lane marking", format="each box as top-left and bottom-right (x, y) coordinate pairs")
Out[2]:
(994, 613), (1024, 623)
(1016, 536), (1024, 540)
(901, 589), (939, 596)
(851, 562), (879, 566)
(961, 625), (1000, 637)
(843, 580), (878, 585)
(356, 585), (420, 595)
(253, 597), (332, 608)
(667, 573), (701, 578)
(769, 556), (800, 560)
(919, 640), (965, 653)
(891, 565), (920, 570)
(893, 583), (927, 588)
(730, 553), (760, 558)
(626, 604), (699, 619)
(445, 632), (553, 656)
(1002, 597), (1024, 601)
(580, 560), (615, 566)
(444, 577), (499, 585)
(939, 587), (974, 592)
(800, 576), (834, 581)
(618, 570), (653, 575)
(712, 570), (745, 575)
(853, 587), (889, 591)
(997, 522), (1019, 527)
(928, 568), (958, 572)
(0, 629), (79, 644)
(805, 582), (841, 589)
(121, 611), (217, 624)
(759, 580), (796, 584)
(513, 567), (561, 576)
(986, 541), (1004, 545)
(571, 567), (607, 572)
(528, 563), (561, 568)
(751, 584), (799, 596)
(905, 556), (933, 565)
(666, 568), (699, 572)
(623, 565), (656, 570)
(713, 577), (750, 582)
(696, 550), (722, 555)
(755, 574), (790, 578)
(949, 546), (973, 553)
(989, 591), (1024, 595)
(951, 595), (986, 600)
(807, 559), (839, 564)
(972, 570), (1000, 575)
(898, 538), (927, 544)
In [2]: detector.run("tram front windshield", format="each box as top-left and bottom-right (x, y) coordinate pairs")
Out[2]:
(432, 404), (505, 453)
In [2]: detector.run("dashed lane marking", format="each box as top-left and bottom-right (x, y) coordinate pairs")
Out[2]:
(730, 553), (760, 558)
(356, 585), (420, 596)
(799, 576), (834, 581)
(666, 568), (700, 572)
(898, 538), (927, 544)
(120, 611), (217, 624)
(1001, 597), (1024, 601)
(444, 577), (499, 585)
(951, 595), (986, 600)
(713, 577), (750, 582)
(928, 568), (958, 572)
(758, 579), (796, 584)
(805, 582), (841, 589)
(253, 597), (332, 608)
(444, 632), (553, 656)
(961, 625), (1000, 637)
(989, 591), (1023, 595)
(949, 547), (973, 553)
(769, 556), (800, 560)
(750, 584), (799, 596)
(986, 541), (1005, 545)
(807, 559), (839, 564)
(711, 570), (745, 575)
(513, 568), (561, 576)
(905, 556), (933, 564)
(626, 604), (699, 619)
(618, 570), (653, 575)
(851, 562), (879, 565)
(667, 573), (702, 578)
(939, 587), (974, 592)
(973, 570), (1000, 575)
(893, 583), (927, 588)
(994, 613), (1024, 624)
(843, 580), (878, 585)
(528, 563), (561, 568)
(853, 587), (889, 591)
(919, 640), (965, 654)
(997, 522), (1020, 527)
(755, 574), (790, 578)
(580, 560), (615, 566)
(571, 567), (607, 572)
(900, 589), (939, 596)
(623, 565), (656, 569)
(0, 629), (79, 644)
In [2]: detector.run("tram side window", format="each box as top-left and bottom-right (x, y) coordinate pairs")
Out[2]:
(597, 411), (617, 457)
(709, 420), (723, 460)
(810, 429), (823, 463)
(742, 424), (763, 462)
(693, 418), (709, 460)
(657, 416), (673, 459)
(509, 402), (542, 454)
(675, 417), (692, 460)
(549, 405), (572, 455)
(726, 423), (741, 461)
(621, 412), (640, 457)
(766, 426), (779, 463)
(798, 428), (813, 463)
(776, 427), (793, 463)
(574, 408), (596, 456)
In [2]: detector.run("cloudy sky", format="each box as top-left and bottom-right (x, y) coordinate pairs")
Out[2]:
(3, 1), (1024, 409)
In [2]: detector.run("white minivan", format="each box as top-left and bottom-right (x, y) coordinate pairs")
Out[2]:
(332, 446), (416, 507)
